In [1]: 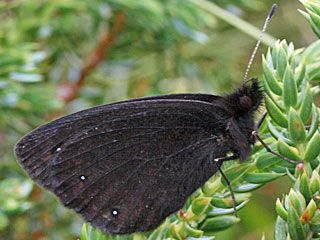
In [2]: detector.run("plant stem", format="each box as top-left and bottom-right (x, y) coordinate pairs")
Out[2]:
(190, 0), (276, 47)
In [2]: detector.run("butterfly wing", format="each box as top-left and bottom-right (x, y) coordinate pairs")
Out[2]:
(107, 93), (221, 105)
(15, 94), (231, 234)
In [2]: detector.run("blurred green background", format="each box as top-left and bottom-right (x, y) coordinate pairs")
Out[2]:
(0, 0), (317, 239)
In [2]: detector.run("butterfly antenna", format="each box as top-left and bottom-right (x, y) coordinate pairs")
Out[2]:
(243, 4), (277, 84)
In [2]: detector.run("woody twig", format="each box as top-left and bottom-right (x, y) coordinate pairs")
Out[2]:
(59, 11), (126, 104)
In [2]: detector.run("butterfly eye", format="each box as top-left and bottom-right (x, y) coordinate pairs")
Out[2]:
(239, 96), (253, 109)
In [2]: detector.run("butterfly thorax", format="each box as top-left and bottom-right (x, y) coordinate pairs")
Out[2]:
(211, 78), (264, 161)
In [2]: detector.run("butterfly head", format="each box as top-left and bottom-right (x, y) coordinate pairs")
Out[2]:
(237, 78), (264, 113)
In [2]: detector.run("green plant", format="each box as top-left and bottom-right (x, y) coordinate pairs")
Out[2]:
(1, 1), (318, 239)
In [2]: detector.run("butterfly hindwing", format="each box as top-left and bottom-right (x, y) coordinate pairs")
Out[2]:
(15, 94), (232, 234)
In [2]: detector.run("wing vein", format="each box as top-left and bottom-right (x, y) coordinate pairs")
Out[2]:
(117, 138), (215, 231)
(89, 136), (216, 225)
(21, 111), (203, 158)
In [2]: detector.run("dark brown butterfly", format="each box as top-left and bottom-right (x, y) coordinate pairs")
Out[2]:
(15, 81), (263, 234)
(15, 4), (286, 235)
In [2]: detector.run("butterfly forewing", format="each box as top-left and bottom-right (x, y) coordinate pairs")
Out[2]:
(15, 94), (232, 234)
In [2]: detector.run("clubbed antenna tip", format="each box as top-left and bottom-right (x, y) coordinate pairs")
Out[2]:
(269, 4), (278, 18)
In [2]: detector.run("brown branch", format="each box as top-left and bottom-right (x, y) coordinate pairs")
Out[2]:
(59, 11), (126, 104)
(35, 12), (125, 202)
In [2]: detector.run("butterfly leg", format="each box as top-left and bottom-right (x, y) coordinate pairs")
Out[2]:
(251, 131), (303, 164)
(212, 154), (240, 218)
(254, 112), (303, 164)
(256, 111), (267, 129)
